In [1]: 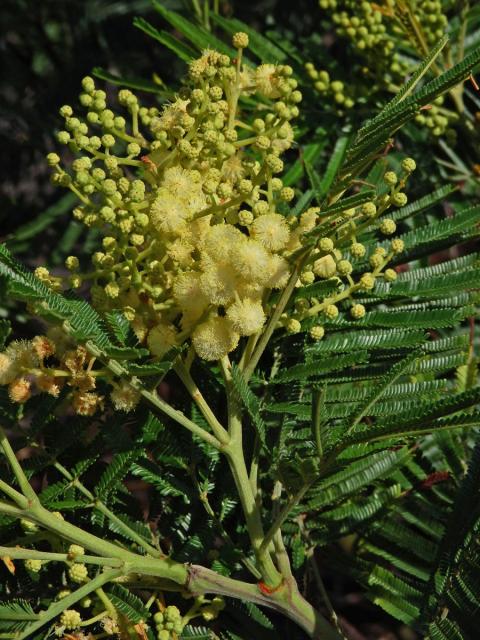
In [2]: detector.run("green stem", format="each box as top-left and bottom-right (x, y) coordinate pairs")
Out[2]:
(187, 565), (341, 640)
(0, 478), (28, 508)
(243, 254), (307, 381)
(174, 361), (230, 445)
(259, 483), (310, 557)
(82, 339), (223, 450)
(0, 546), (122, 567)
(0, 426), (38, 504)
(225, 446), (282, 586)
(52, 460), (163, 558)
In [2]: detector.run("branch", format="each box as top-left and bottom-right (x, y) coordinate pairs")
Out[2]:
(0, 425), (38, 503)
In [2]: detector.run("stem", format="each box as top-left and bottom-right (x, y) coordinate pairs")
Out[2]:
(259, 483), (310, 557)
(174, 361), (230, 444)
(225, 446), (282, 586)
(187, 565), (341, 640)
(0, 546), (122, 567)
(52, 460), (163, 558)
(83, 339), (223, 451)
(0, 426), (38, 503)
(0, 478), (28, 508)
(243, 254), (307, 381)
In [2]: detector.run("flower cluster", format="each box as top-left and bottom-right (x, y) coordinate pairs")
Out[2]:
(315, 1), (453, 136)
(47, 34), (301, 362)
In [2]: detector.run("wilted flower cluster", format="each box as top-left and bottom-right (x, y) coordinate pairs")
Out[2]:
(0, 332), (140, 413)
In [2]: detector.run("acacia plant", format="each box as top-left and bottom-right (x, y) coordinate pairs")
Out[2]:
(1, 13), (480, 640)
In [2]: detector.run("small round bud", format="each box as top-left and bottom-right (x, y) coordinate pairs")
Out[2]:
(337, 259), (353, 276)
(232, 32), (249, 49)
(57, 131), (71, 144)
(25, 559), (43, 573)
(60, 609), (82, 630)
(287, 318), (301, 334)
(384, 268), (397, 282)
(350, 242), (366, 258)
(65, 256), (79, 271)
(68, 562), (88, 583)
(360, 272), (376, 289)
(369, 253), (383, 269)
(392, 192), (408, 207)
(319, 237), (334, 252)
(391, 238), (405, 254)
(325, 304), (339, 320)
(46, 153), (60, 166)
(68, 545), (85, 558)
(309, 325), (325, 341)
(401, 157), (416, 173)
(380, 219), (396, 235)
(238, 179), (253, 195)
(81, 76), (95, 94)
(384, 171), (398, 186)
(361, 202), (377, 217)
(300, 270), (315, 285)
(127, 142), (141, 156)
(350, 303), (366, 319)
(101, 134), (115, 148)
(280, 187), (295, 202)
(238, 210), (254, 226)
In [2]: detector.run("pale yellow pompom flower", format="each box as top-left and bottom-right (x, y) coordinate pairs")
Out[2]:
(201, 224), (245, 262)
(200, 257), (238, 306)
(110, 381), (141, 412)
(226, 298), (266, 336)
(147, 324), (178, 358)
(150, 189), (189, 235)
(266, 254), (291, 289)
(173, 271), (210, 317)
(167, 239), (194, 267)
(192, 316), (239, 361)
(255, 64), (281, 98)
(232, 239), (272, 285)
(162, 166), (201, 197)
(250, 214), (290, 251)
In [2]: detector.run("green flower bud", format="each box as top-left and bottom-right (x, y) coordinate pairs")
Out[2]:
(350, 303), (366, 319)
(101, 134), (115, 148)
(401, 157), (416, 173)
(361, 202), (377, 217)
(319, 237), (334, 252)
(57, 131), (71, 144)
(380, 219), (396, 235)
(384, 171), (398, 186)
(287, 318), (301, 334)
(384, 268), (397, 282)
(65, 256), (79, 271)
(309, 325), (325, 340)
(232, 32), (249, 49)
(280, 187), (295, 202)
(337, 259), (352, 276)
(47, 153), (60, 166)
(350, 242), (366, 258)
(391, 238), (404, 254)
(392, 192), (408, 207)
